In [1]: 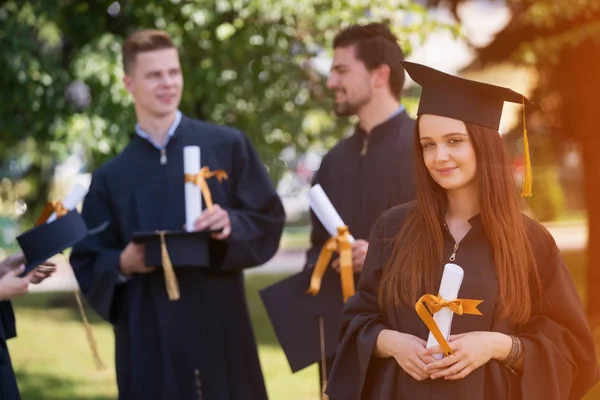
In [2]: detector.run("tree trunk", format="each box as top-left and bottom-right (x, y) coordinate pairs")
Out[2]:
(563, 40), (600, 326)
(583, 145), (600, 325)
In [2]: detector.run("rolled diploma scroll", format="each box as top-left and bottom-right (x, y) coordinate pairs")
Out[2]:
(46, 182), (89, 223)
(308, 184), (355, 244)
(184, 146), (202, 232)
(426, 263), (465, 360)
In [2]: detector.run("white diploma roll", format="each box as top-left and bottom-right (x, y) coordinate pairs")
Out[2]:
(46, 182), (89, 223)
(307, 184), (355, 243)
(184, 146), (202, 232)
(426, 263), (465, 359)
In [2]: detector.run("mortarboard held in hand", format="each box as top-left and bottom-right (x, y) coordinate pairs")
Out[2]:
(132, 145), (228, 301)
(402, 60), (534, 197)
(16, 183), (108, 276)
(16, 182), (108, 370)
(260, 267), (345, 374)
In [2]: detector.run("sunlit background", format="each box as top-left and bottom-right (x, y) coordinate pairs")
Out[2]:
(1, 0), (598, 398)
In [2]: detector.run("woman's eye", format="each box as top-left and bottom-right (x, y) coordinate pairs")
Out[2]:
(448, 138), (462, 144)
(422, 142), (434, 148)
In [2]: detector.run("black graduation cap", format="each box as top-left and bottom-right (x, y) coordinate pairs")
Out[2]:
(402, 60), (532, 131)
(402, 60), (534, 197)
(16, 210), (108, 276)
(132, 228), (222, 268)
(259, 267), (346, 373)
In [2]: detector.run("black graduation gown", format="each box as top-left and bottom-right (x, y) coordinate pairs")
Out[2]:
(305, 111), (416, 268)
(70, 115), (286, 400)
(326, 203), (600, 400)
(0, 301), (19, 400)
(304, 111), (415, 381)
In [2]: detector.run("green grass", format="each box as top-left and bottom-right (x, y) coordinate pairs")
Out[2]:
(8, 274), (320, 400)
(5, 252), (600, 399)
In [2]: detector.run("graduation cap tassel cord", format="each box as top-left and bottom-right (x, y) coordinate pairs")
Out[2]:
(306, 226), (355, 302)
(159, 231), (180, 301)
(521, 96), (533, 197)
(319, 316), (329, 400)
(415, 294), (483, 357)
(184, 167), (229, 211)
(74, 289), (106, 370)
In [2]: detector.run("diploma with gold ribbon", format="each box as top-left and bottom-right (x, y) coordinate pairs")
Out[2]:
(184, 166), (228, 211)
(36, 182), (89, 225)
(416, 263), (483, 358)
(183, 146), (229, 227)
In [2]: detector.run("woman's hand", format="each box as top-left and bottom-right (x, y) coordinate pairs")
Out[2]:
(375, 329), (440, 381)
(424, 332), (512, 380)
(30, 262), (57, 284)
(0, 265), (33, 301)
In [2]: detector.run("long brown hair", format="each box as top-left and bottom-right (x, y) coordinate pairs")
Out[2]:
(379, 117), (541, 324)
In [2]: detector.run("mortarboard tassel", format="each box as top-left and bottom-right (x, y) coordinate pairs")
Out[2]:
(159, 231), (180, 301)
(74, 289), (106, 370)
(521, 97), (533, 197)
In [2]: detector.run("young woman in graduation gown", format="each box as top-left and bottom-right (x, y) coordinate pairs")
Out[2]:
(0, 253), (55, 400)
(325, 62), (600, 400)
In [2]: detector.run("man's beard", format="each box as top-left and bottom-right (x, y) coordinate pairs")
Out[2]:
(332, 92), (370, 117)
(333, 101), (359, 117)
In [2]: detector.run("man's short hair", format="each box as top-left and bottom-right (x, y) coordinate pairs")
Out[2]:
(122, 29), (176, 74)
(333, 23), (406, 98)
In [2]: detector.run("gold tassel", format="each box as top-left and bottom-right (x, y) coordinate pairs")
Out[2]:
(521, 96), (533, 197)
(73, 290), (106, 370)
(64, 256), (106, 370)
(159, 231), (180, 301)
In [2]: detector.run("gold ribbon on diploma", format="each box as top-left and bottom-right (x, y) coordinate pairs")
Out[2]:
(158, 230), (180, 301)
(184, 167), (229, 211)
(307, 225), (355, 303)
(35, 201), (68, 225)
(415, 294), (483, 357)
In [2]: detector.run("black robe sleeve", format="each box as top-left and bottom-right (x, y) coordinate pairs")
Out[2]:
(70, 170), (128, 324)
(210, 133), (286, 271)
(326, 212), (388, 399)
(519, 224), (600, 399)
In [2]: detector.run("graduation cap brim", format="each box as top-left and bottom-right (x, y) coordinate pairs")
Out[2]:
(402, 61), (532, 131)
(132, 228), (223, 268)
(260, 267), (349, 373)
(16, 211), (108, 276)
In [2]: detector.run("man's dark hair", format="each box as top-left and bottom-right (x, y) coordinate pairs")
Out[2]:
(333, 23), (406, 98)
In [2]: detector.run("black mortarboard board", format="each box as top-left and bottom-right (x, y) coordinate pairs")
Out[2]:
(132, 228), (222, 268)
(403, 60), (535, 197)
(402, 61), (532, 131)
(16, 210), (108, 276)
(259, 267), (347, 373)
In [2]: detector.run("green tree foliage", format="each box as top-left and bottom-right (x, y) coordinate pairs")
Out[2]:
(0, 0), (451, 224)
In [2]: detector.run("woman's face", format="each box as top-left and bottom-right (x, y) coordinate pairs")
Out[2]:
(419, 114), (477, 192)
